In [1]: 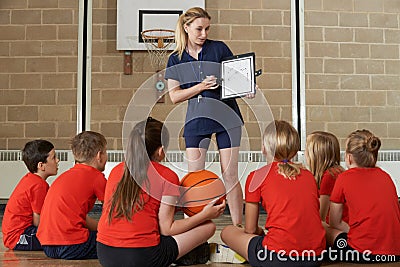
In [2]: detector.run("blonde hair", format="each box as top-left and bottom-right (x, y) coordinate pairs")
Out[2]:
(263, 120), (303, 179)
(306, 131), (344, 188)
(71, 131), (107, 163)
(172, 7), (211, 59)
(345, 129), (381, 168)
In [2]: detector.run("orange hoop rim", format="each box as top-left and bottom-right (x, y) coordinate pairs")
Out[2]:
(141, 29), (175, 40)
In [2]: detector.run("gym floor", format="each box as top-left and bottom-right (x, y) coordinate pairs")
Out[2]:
(0, 210), (398, 267)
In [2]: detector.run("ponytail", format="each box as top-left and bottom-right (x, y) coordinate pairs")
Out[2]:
(263, 120), (304, 179)
(277, 160), (303, 179)
(173, 15), (187, 59)
(107, 118), (168, 223)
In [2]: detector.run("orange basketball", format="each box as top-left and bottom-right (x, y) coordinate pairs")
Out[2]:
(179, 170), (226, 217)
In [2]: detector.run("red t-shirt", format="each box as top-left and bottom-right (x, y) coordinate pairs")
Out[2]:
(97, 161), (180, 247)
(2, 173), (49, 249)
(37, 164), (106, 245)
(245, 162), (326, 255)
(319, 169), (349, 224)
(330, 167), (400, 255)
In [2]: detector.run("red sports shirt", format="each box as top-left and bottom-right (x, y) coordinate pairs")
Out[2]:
(330, 167), (400, 255)
(319, 169), (349, 224)
(97, 161), (180, 247)
(2, 173), (49, 249)
(246, 162), (326, 255)
(36, 164), (106, 245)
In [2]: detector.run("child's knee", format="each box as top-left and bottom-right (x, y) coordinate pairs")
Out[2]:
(203, 221), (217, 238)
(220, 225), (234, 242)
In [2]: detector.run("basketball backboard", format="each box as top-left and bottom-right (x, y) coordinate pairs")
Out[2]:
(117, 0), (205, 51)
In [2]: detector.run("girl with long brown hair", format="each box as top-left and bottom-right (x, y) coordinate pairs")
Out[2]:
(96, 117), (225, 267)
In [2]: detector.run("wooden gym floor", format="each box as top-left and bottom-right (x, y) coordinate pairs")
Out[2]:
(0, 209), (398, 267)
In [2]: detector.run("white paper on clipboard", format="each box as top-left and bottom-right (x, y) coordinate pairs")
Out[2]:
(221, 52), (255, 100)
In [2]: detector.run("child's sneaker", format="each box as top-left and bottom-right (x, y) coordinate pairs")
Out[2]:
(174, 242), (210, 266)
(209, 243), (246, 264)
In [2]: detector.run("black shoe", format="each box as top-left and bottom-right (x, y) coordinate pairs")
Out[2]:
(174, 242), (210, 266)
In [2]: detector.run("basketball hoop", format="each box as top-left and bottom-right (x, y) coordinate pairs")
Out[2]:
(141, 29), (175, 103)
(141, 29), (175, 71)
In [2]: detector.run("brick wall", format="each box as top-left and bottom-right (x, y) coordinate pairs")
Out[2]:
(305, 0), (400, 149)
(0, 0), (399, 150)
(89, 0), (292, 150)
(0, 0), (78, 149)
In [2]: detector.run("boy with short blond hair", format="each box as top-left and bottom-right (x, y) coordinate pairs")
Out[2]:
(37, 131), (108, 260)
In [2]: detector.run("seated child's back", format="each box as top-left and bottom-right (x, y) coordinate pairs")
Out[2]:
(2, 140), (58, 250)
(37, 131), (108, 260)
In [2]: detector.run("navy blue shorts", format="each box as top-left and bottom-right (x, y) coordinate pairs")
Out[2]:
(43, 230), (97, 260)
(331, 233), (400, 263)
(97, 235), (179, 267)
(248, 236), (322, 267)
(14, 225), (42, 251)
(185, 127), (241, 149)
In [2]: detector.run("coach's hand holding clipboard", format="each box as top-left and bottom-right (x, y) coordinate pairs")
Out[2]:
(220, 52), (261, 100)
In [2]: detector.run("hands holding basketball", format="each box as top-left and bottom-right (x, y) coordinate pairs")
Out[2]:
(201, 198), (226, 220)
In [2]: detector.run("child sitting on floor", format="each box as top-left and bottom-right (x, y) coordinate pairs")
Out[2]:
(2, 140), (58, 251)
(305, 131), (347, 227)
(327, 129), (400, 263)
(96, 117), (225, 267)
(218, 120), (326, 266)
(37, 131), (108, 260)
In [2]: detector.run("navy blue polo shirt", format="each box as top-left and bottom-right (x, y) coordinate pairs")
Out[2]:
(165, 39), (243, 137)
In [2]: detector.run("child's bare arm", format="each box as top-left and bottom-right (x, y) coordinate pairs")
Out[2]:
(244, 202), (263, 235)
(329, 202), (349, 232)
(85, 215), (98, 231)
(33, 212), (40, 227)
(319, 195), (330, 222)
(158, 196), (225, 236)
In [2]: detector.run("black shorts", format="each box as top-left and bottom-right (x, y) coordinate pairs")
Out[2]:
(43, 230), (98, 260)
(185, 127), (241, 149)
(97, 235), (179, 267)
(331, 233), (400, 263)
(14, 225), (42, 251)
(248, 236), (322, 267)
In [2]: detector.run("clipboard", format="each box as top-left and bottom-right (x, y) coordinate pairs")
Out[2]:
(220, 52), (262, 100)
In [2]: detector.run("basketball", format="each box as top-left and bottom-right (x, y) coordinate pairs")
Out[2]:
(179, 170), (226, 217)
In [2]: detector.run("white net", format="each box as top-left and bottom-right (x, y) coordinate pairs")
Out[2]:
(141, 29), (175, 71)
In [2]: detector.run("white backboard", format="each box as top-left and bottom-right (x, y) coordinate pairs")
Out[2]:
(117, 0), (205, 51)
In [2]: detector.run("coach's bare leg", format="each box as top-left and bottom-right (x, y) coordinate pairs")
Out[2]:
(220, 147), (242, 225)
(186, 147), (207, 172)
